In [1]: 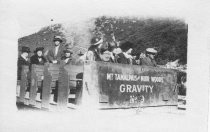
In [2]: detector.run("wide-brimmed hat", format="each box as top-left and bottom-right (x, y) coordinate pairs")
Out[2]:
(21, 46), (31, 53)
(120, 41), (134, 52)
(35, 47), (44, 52)
(90, 37), (103, 45)
(53, 35), (63, 42)
(63, 48), (73, 54)
(146, 48), (157, 55)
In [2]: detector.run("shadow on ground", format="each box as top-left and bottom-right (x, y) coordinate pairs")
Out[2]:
(16, 102), (47, 111)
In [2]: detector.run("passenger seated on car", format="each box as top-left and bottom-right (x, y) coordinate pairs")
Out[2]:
(30, 47), (47, 65)
(99, 48), (112, 62)
(140, 48), (157, 67)
(86, 37), (103, 61)
(61, 48), (73, 65)
(116, 41), (134, 65)
(107, 41), (122, 63)
(134, 52), (146, 65)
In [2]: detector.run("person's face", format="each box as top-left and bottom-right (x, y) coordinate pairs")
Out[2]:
(37, 51), (43, 57)
(126, 48), (132, 54)
(140, 53), (146, 58)
(112, 48), (118, 54)
(101, 51), (111, 62)
(149, 54), (155, 59)
(65, 53), (71, 58)
(22, 52), (29, 57)
(54, 41), (60, 46)
(113, 48), (122, 54)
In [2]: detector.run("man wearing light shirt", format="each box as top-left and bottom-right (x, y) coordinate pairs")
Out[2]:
(46, 35), (65, 64)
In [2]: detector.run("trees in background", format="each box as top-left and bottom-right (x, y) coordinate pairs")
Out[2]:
(93, 16), (187, 65)
(18, 16), (187, 65)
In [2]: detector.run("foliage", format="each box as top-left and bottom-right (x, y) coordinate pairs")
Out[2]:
(93, 16), (188, 65)
(18, 16), (187, 64)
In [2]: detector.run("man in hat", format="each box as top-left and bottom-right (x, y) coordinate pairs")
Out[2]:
(61, 48), (73, 65)
(86, 37), (103, 61)
(46, 35), (65, 64)
(30, 47), (47, 65)
(17, 46), (31, 80)
(117, 41), (134, 64)
(140, 48), (157, 67)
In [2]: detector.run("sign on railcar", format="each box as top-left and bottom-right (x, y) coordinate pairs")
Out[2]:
(83, 61), (178, 108)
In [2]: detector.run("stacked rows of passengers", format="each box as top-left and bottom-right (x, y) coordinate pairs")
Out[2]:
(18, 35), (157, 80)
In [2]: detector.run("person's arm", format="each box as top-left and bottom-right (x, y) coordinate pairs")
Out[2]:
(43, 50), (49, 63)
(46, 49), (56, 63)
(30, 56), (36, 65)
(42, 56), (47, 64)
(57, 49), (65, 64)
(140, 58), (147, 66)
(86, 51), (95, 61)
(17, 58), (22, 80)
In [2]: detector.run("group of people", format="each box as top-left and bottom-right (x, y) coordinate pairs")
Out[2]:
(17, 35), (158, 80)
(82, 36), (158, 67)
(17, 36), (73, 80)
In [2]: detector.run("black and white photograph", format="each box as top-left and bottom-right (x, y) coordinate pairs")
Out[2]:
(16, 16), (188, 111)
(0, 0), (209, 132)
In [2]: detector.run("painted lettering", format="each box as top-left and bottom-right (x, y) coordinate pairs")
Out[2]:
(151, 77), (164, 83)
(141, 76), (150, 82)
(107, 73), (113, 80)
(120, 84), (154, 93)
(114, 74), (141, 81)
(119, 84), (126, 92)
(149, 86), (154, 93)
(132, 85), (137, 92)
(126, 85), (132, 92)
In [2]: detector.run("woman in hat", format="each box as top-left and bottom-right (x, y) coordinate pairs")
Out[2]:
(17, 46), (31, 80)
(86, 37), (103, 61)
(61, 48), (73, 65)
(30, 47), (47, 65)
(140, 48), (157, 67)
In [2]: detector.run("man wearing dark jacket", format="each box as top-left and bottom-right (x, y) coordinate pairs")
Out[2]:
(17, 46), (31, 80)
(46, 35), (65, 64)
(30, 47), (47, 65)
(140, 48), (157, 67)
